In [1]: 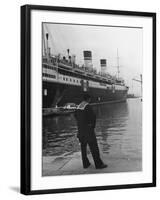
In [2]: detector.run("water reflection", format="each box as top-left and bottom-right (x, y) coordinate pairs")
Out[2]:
(43, 114), (78, 156)
(43, 99), (142, 159)
(94, 102), (129, 154)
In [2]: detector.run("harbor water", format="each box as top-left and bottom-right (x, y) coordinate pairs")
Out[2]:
(43, 98), (142, 160)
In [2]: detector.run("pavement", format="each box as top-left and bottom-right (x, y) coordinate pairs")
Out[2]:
(42, 151), (142, 176)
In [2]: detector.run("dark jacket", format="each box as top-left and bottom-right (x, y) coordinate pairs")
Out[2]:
(75, 101), (96, 142)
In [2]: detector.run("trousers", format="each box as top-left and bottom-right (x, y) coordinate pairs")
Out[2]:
(80, 135), (103, 168)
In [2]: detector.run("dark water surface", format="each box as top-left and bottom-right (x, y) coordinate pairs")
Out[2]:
(43, 99), (142, 159)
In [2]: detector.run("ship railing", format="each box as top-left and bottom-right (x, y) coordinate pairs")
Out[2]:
(60, 59), (72, 66)
(42, 62), (58, 70)
(43, 55), (124, 84)
(59, 62), (73, 69)
(73, 68), (85, 74)
(43, 60), (117, 84)
(53, 56), (103, 77)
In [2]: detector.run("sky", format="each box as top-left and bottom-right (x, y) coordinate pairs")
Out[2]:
(43, 23), (143, 96)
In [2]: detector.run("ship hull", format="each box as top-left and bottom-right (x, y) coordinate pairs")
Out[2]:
(43, 81), (128, 108)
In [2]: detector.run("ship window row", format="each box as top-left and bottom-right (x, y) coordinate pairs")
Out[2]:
(58, 67), (112, 85)
(43, 64), (57, 71)
(43, 73), (56, 79)
(62, 76), (79, 83)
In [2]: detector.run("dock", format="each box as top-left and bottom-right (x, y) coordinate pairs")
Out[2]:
(42, 151), (142, 176)
(43, 107), (75, 117)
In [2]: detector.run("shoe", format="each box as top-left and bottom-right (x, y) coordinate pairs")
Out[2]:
(83, 163), (91, 169)
(96, 164), (108, 169)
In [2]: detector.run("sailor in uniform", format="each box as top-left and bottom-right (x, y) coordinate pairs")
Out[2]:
(75, 93), (107, 169)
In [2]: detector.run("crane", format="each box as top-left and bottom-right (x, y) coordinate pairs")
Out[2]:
(132, 74), (142, 101)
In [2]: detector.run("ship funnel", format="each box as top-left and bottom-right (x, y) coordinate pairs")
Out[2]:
(83, 51), (93, 70)
(100, 59), (107, 74)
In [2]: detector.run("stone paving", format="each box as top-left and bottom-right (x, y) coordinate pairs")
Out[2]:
(42, 151), (142, 176)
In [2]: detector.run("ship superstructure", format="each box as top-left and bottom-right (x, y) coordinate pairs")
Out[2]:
(42, 33), (128, 108)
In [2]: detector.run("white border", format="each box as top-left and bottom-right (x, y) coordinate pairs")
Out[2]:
(31, 9), (153, 190)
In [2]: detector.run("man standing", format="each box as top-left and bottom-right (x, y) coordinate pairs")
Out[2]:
(75, 93), (107, 169)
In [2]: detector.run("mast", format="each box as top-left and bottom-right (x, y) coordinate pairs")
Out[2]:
(140, 74), (142, 99)
(46, 33), (50, 62)
(117, 48), (120, 80)
(42, 26), (46, 56)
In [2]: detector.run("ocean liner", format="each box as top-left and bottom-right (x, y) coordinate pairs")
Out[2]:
(42, 33), (128, 108)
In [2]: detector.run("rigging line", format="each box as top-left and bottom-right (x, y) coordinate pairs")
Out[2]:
(47, 24), (68, 56)
(57, 25), (70, 54)
(42, 25), (46, 56)
(45, 24), (56, 56)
